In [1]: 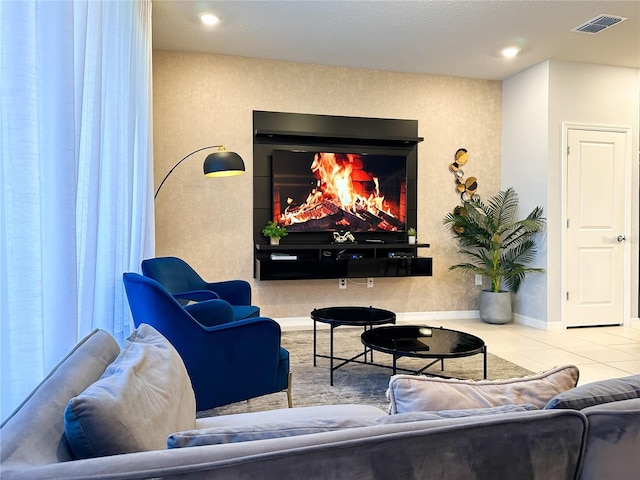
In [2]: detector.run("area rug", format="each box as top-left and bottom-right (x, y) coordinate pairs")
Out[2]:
(199, 327), (534, 417)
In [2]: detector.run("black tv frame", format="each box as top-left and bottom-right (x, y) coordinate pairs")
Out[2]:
(253, 110), (423, 246)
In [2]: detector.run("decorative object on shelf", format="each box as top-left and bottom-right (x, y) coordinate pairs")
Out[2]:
(154, 145), (245, 200)
(449, 148), (480, 202)
(442, 187), (545, 324)
(262, 221), (288, 245)
(407, 227), (417, 245)
(332, 231), (356, 244)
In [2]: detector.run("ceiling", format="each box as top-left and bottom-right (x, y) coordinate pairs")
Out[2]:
(152, 0), (640, 81)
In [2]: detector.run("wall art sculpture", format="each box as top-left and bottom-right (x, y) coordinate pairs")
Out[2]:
(449, 148), (480, 202)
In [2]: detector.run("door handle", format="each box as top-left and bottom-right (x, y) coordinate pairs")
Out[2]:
(617, 235), (626, 242)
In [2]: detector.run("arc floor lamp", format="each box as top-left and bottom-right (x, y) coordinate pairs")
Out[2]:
(154, 145), (245, 199)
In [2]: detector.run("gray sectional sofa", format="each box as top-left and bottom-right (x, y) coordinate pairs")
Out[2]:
(1, 325), (639, 480)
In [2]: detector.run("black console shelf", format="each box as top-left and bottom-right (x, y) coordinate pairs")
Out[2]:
(254, 243), (432, 281)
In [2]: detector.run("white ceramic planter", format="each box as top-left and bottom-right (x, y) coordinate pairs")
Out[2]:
(270, 237), (280, 245)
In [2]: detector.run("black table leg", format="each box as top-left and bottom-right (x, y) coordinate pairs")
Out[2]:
(330, 324), (335, 386)
(313, 319), (317, 367)
(363, 326), (368, 362)
(483, 345), (487, 379)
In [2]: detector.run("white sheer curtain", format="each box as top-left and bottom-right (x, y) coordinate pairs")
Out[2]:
(0, 0), (154, 421)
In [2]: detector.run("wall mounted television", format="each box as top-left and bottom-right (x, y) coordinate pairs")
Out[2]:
(271, 149), (407, 233)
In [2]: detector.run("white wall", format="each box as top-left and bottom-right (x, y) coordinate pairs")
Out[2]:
(503, 60), (640, 328)
(548, 61), (640, 326)
(502, 61), (551, 326)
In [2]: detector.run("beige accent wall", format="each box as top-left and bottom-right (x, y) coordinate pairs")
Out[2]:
(152, 51), (502, 318)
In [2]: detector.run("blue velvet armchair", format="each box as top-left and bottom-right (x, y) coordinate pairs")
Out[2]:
(122, 272), (291, 411)
(141, 256), (260, 320)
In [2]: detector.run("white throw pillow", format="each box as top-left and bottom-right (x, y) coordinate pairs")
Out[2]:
(64, 324), (196, 458)
(387, 365), (579, 414)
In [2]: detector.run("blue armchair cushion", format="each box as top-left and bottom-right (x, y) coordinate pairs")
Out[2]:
(229, 305), (261, 320)
(184, 299), (234, 326)
(181, 297), (259, 322)
(545, 374), (640, 410)
(64, 324), (196, 459)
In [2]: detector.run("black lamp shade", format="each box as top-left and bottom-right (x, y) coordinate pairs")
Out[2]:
(203, 151), (245, 177)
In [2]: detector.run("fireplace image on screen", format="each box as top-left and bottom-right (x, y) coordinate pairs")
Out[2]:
(272, 150), (407, 232)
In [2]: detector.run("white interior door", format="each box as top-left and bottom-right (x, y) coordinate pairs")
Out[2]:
(565, 128), (628, 327)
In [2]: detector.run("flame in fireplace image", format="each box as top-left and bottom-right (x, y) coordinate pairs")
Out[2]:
(273, 151), (406, 232)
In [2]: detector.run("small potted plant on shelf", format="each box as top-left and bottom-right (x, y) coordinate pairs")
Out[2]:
(407, 227), (417, 244)
(442, 187), (545, 324)
(262, 220), (288, 245)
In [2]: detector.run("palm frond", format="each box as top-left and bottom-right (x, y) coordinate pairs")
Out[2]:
(443, 187), (546, 293)
(488, 188), (518, 232)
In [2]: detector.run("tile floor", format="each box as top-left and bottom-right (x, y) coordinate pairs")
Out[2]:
(429, 318), (640, 385)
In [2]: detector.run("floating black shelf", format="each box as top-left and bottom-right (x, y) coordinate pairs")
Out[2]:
(254, 243), (432, 281)
(255, 242), (430, 251)
(254, 129), (423, 147)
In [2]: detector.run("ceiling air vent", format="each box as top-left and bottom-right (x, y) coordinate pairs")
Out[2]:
(571, 15), (627, 34)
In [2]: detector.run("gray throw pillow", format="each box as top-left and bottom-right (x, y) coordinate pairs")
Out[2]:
(387, 365), (579, 414)
(168, 403), (537, 448)
(64, 324), (196, 459)
(545, 374), (640, 410)
(168, 416), (377, 447)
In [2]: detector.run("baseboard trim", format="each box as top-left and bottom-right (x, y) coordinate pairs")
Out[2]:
(513, 313), (563, 331)
(273, 311), (636, 332)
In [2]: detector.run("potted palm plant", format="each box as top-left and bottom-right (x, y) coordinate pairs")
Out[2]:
(262, 220), (288, 245)
(442, 187), (545, 324)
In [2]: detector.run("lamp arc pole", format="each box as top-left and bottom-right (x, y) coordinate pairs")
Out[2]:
(154, 145), (245, 200)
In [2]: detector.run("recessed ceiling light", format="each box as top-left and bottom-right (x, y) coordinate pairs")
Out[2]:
(199, 12), (220, 26)
(501, 47), (521, 59)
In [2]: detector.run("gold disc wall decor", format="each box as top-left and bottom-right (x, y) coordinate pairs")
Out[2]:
(465, 177), (477, 193)
(455, 149), (468, 165)
(449, 148), (480, 201)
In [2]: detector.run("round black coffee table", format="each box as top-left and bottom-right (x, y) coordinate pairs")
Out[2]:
(311, 306), (396, 385)
(361, 325), (487, 379)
